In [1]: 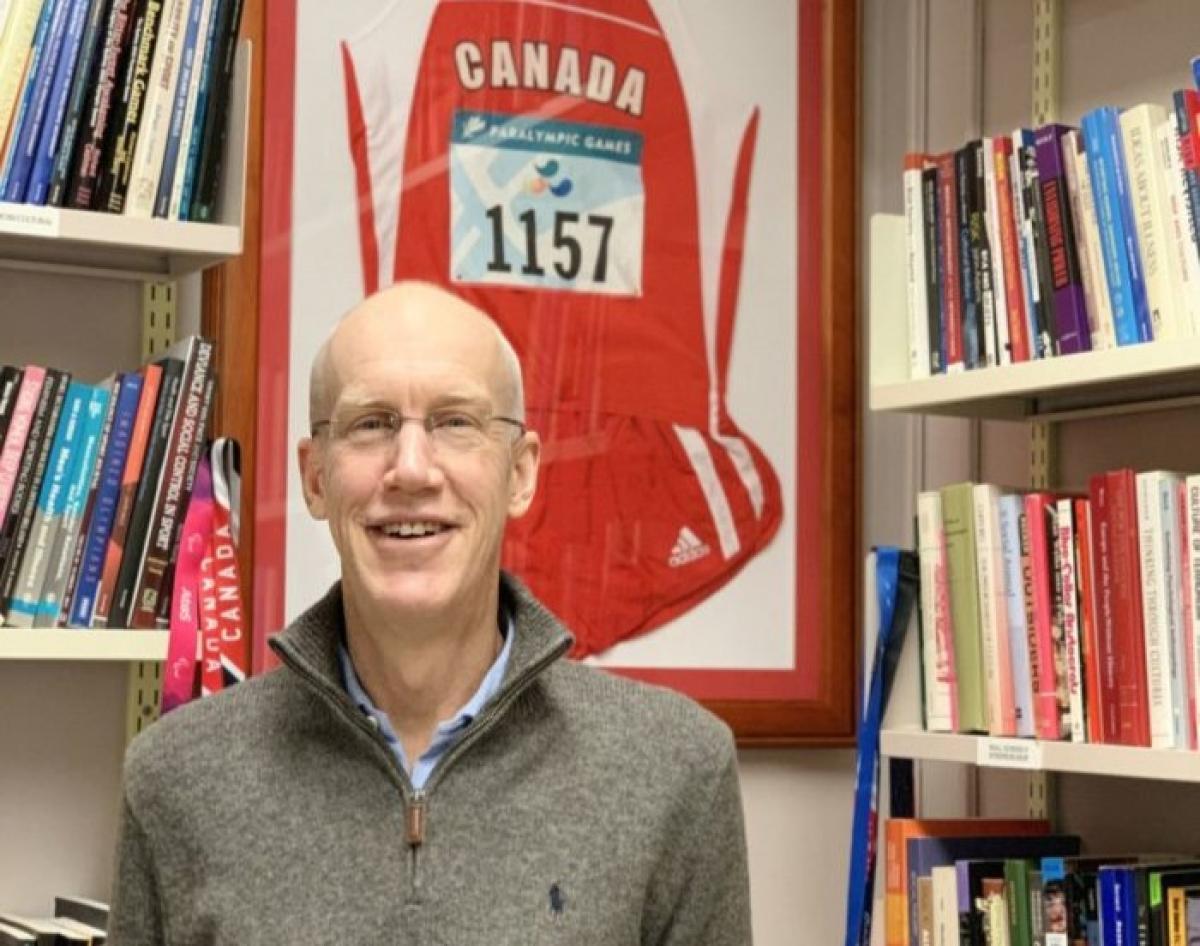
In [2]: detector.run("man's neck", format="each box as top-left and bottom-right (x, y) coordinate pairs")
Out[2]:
(342, 589), (504, 768)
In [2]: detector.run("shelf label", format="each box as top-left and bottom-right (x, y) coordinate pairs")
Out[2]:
(0, 202), (58, 237)
(977, 738), (1043, 770)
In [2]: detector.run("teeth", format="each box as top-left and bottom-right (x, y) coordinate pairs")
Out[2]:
(380, 521), (443, 537)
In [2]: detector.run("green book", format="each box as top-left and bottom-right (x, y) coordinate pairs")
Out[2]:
(1005, 858), (1033, 946)
(940, 481), (987, 731)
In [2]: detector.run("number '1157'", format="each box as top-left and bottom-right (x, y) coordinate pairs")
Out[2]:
(485, 206), (614, 283)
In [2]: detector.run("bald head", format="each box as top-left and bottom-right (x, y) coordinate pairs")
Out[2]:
(309, 282), (524, 430)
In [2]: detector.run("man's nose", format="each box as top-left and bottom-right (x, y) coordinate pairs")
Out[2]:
(382, 420), (443, 491)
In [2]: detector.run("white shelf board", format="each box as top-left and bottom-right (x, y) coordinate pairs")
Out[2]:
(881, 727), (1200, 783)
(0, 628), (168, 661)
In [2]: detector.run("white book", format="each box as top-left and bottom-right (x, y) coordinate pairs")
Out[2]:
(1185, 476), (1200, 749)
(904, 157), (931, 379)
(973, 483), (1016, 736)
(123, 0), (188, 217)
(931, 865), (958, 946)
(1137, 470), (1184, 747)
(1156, 471), (1188, 748)
(983, 138), (1012, 365)
(1120, 104), (1182, 340)
(917, 491), (957, 732)
(998, 493), (1035, 737)
(1071, 128), (1116, 350)
(0, 0), (47, 151)
(1055, 498), (1086, 743)
(1155, 118), (1200, 337)
(1009, 133), (1040, 358)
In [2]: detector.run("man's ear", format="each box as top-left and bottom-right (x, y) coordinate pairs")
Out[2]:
(297, 436), (328, 520)
(507, 430), (541, 519)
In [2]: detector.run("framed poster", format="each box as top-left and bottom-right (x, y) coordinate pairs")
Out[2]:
(256, 0), (858, 744)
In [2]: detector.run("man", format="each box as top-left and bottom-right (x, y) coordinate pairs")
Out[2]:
(110, 281), (752, 944)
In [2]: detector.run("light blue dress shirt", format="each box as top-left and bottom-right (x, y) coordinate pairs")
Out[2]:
(337, 618), (514, 790)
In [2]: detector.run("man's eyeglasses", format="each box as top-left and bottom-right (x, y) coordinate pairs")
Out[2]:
(311, 408), (526, 454)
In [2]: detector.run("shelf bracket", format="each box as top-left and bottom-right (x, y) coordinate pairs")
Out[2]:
(125, 280), (177, 744)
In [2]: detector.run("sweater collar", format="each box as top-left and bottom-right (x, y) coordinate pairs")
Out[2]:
(269, 572), (574, 698)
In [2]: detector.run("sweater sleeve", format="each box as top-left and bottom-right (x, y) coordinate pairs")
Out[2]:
(109, 790), (166, 945)
(650, 730), (753, 946)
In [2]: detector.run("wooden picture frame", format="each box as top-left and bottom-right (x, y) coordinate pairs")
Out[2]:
(237, 0), (858, 746)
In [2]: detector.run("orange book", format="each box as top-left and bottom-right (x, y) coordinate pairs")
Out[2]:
(885, 817), (1050, 946)
(93, 364), (162, 627)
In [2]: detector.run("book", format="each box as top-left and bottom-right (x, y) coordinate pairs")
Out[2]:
(153, 0), (211, 217)
(921, 165), (943, 375)
(122, 0), (185, 216)
(45, 0), (117, 206)
(931, 865), (959, 946)
(66, 370), (140, 627)
(1186, 476), (1200, 751)
(917, 876), (933, 946)
(1035, 123), (1092, 354)
(1011, 128), (1045, 359)
(1156, 116), (1200, 338)
(1025, 491), (1064, 740)
(941, 481), (987, 732)
(917, 490), (957, 732)
(979, 876), (1011, 946)
(973, 483), (1016, 736)
(994, 134), (1031, 362)
(1074, 497), (1104, 742)
(185, 0), (240, 221)
(982, 137), (1012, 365)
(1062, 128), (1114, 353)
(5, 379), (88, 627)
(0, 365), (43, 530)
(904, 152), (932, 380)
(166, 0), (215, 216)
(1055, 497), (1086, 743)
(1150, 865), (1200, 946)
(0, 365), (22, 449)
(92, 361), (159, 626)
(0, 1), (47, 173)
(1004, 858), (1034, 946)
(63, 0), (136, 208)
(934, 151), (965, 372)
(884, 817), (1050, 946)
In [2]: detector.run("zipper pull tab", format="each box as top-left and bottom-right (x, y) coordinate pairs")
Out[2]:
(406, 795), (426, 848)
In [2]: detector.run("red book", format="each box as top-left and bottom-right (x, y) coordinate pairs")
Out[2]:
(933, 152), (964, 371)
(1094, 469), (1151, 746)
(1025, 491), (1063, 739)
(1074, 496), (1103, 742)
(993, 136), (1031, 362)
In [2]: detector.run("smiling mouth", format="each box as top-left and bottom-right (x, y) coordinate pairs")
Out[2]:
(370, 521), (451, 539)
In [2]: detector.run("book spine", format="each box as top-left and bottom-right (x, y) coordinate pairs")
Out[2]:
(995, 135), (1031, 362)
(1000, 493), (1036, 737)
(1056, 497), (1086, 743)
(0, 1), (51, 162)
(921, 166), (943, 375)
(983, 137), (1011, 365)
(25, 0), (91, 205)
(1046, 495), (1072, 739)
(903, 155), (930, 380)
(1119, 104), (1181, 340)
(187, 0), (239, 220)
(942, 482), (987, 731)
(95, 0), (162, 212)
(1021, 134), (1056, 359)
(0, 0), (64, 195)
(34, 382), (109, 625)
(935, 152), (964, 372)
(974, 483), (1015, 736)
(122, 0), (183, 217)
(46, 0), (114, 206)
(0, 369), (65, 619)
(1075, 497), (1104, 743)
(107, 357), (181, 627)
(1187, 477), (1200, 753)
(1072, 127), (1117, 351)
(175, 0), (221, 216)
(917, 491), (957, 732)
(970, 140), (997, 367)
(1138, 471), (1178, 747)
(4, 380), (86, 626)
(1171, 89), (1200, 253)
(154, 0), (207, 217)
(955, 145), (980, 369)
(0, 364), (46, 528)
(1036, 124), (1092, 354)
(131, 337), (213, 627)
(1156, 119), (1200, 337)
(1159, 473), (1189, 747)
(1109, 108), (1154, 344)
(0, 366), (22, 447)
(1026, 491), (1063, 739)
(1011, 130), (1043, 360)
(70, 370), (141, 626)
(65, 0), (135, 208)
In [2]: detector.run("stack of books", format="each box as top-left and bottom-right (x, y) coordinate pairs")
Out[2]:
(917, 473), (1200, 750)
(0, 335), (214, 630)
(0, 0), (246, 220)
(901, 54), (1200, 379)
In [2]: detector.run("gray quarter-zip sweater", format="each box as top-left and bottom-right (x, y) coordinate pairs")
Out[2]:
(109, 575), (753, 945)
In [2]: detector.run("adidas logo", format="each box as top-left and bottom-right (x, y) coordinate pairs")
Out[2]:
(668, 526), (711, 567)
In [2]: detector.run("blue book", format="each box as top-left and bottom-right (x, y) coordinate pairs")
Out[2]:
(177, 0), (223, 218)
(0, 0), (59, 193)
(1192, 55), (1200, 91)
(26, 0), (93, 205)
(908, 833), (1081, 946)
(1099, 864), (1140, 946)
(2, 0), (73, 202)
(154, 0), (205, 217)
(67, 371), (141, 627)
(1082, 108), (1146, 347)
(34, 381), (109, 624)
(5, 380), (87, 625)
(1109, 107), (1153, 343)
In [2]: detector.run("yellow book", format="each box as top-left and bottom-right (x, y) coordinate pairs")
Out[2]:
(0, 0), (46, 155)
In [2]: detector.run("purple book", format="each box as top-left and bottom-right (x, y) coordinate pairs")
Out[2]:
(1035, 123), (1093, 354)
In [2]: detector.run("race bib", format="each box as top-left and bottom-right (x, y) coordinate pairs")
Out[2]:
(449, 110), (644, 296)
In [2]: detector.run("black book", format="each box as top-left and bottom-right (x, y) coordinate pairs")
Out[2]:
(65, 0), (139, 208)
(920, 166), (942, 374)
(1018, 139), (1055, 359)
(188, 0), (243, 221)
(971, 138), (997, 367)
(94, 0), (164, 213)
(108, 355), (182, 627)
(0, 369), (69, 619)
(954, 143), (980, 369)
(47, 0), (116, 206)
(0, 366), (23, 451)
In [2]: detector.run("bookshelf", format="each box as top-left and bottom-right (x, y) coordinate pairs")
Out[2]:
(0, 629), (168, 661)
